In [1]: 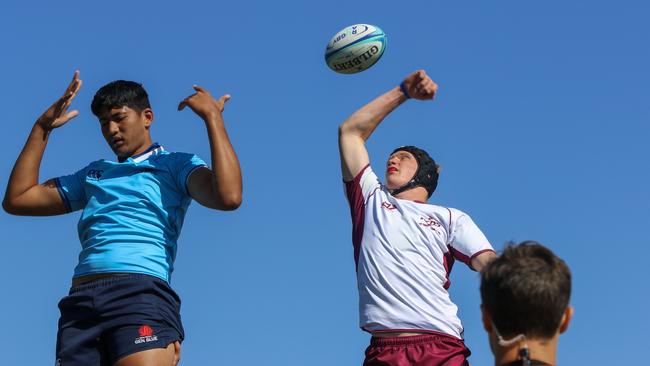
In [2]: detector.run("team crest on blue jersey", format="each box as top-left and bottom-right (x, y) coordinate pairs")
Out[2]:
(87, 169), (103, 180)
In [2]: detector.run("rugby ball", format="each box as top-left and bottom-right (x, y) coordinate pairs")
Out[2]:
(325, 24), (387, 74)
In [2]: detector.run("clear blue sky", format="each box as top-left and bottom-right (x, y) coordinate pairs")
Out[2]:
(1, 1), (648, 365)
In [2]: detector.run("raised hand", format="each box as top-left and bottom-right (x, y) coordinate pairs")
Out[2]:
(178, 85), (230, 121)
(37, 70), (83, 132)
(402, 70), (438, 100)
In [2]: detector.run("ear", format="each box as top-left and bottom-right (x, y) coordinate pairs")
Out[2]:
(481, 304), (494, 333)
(142, 108), (154, 128)
(558, 305), (574, 334)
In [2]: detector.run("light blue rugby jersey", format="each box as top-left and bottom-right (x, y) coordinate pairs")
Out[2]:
(55, 143), (206, 282)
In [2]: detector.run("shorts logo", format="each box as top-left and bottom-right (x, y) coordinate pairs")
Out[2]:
(134, 324), (158, 344)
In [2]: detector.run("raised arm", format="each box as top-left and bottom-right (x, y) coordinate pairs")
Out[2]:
(338, 70), (438, 181)
(3, 71), (83, 216)
(178, 86), (242, 211)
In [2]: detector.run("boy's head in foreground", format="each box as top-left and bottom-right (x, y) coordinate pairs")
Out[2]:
(480, 241), (573, 363)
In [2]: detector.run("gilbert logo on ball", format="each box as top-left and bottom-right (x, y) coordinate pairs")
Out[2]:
(325, 24), (387, 74)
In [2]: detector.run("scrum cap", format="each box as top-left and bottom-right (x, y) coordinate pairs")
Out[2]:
(389, 146), (439, 198)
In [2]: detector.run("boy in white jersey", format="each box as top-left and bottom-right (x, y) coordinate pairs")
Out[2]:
(3, 71), (242, 366)
(338, 70), (496, 366)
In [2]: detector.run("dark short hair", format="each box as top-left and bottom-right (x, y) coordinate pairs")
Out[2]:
(91, 80), (151, 116)
(480, 241), (571, 339)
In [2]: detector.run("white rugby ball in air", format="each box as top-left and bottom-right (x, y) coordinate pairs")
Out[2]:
(325, 24), (387, 74)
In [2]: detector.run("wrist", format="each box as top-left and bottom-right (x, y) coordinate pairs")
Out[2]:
(399, 81), (411, 100)
(30, 121), (53, 142)
(33, 120), (51, 134)
(203, 113), (224, 127)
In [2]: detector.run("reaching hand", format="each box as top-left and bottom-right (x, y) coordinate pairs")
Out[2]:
(402, 70), (438, 100)
(37, 70), (83, 131)
(178, 85), (230, 121)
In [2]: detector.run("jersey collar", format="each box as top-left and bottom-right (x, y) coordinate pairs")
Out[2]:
(119, 142), (164, 163)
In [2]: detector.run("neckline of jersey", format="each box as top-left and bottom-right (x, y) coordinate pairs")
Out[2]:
(118, 142), (164, 163)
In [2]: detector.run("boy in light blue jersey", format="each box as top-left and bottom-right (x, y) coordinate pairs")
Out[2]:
(55, 142), (207, 282)
(3, 71), (243, 366)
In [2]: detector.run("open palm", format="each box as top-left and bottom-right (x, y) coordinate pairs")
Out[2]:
(37, 70), (83, 131)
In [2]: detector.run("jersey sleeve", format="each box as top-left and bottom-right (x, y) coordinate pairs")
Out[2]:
(344, 165), (381, 207)
(343, 165), (382, 266)
(172, 153), (208, 195)
(448, 210), (494, 270)
(54, 166), (89, 213)
(344, 164), (381, 201)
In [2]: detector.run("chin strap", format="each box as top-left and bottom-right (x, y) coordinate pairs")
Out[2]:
(388, 178), (420, 197)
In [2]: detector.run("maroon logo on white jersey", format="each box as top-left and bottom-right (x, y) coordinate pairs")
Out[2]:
(382, 201), (397, 210)
(419, 216), (443, 234)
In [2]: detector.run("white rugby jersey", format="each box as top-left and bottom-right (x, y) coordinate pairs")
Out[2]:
(344, 165), (494, 339)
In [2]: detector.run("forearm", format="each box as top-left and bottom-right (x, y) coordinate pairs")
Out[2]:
(204, 114), (242, 209)
(340, 86), (408, 140)
(4, 123), (50, 204)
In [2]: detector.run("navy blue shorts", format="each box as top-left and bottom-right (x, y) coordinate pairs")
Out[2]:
(55, 274), (185, 366)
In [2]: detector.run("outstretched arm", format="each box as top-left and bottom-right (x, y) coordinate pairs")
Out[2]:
(3, 71), (83, 215)
(179, 86), (242, 211)
(338, 70), (438, 181)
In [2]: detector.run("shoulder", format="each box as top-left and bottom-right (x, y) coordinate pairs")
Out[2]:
(162, 151), (203, 163)
(74, 159), (105, 175)
(85, 159), (106, 168)
(164, 151), (194, 159)
(150, 151), (201, 166)
(446, 206), (468, 217)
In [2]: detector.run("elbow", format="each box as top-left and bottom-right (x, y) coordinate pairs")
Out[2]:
(2, 197), (19, 215)
(339, 122), (366, 141)
(338, 123), (350, 137)
(219, 193), (242, 211)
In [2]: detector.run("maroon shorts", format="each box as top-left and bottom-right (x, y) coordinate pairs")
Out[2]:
(363, 333), (471, 366)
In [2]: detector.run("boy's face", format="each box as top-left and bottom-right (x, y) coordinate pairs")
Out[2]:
(385, 150), (418, 189)
(98, 106), (153, 159)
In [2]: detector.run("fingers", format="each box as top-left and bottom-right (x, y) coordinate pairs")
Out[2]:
(67, 70), (79, 91)
(416, 78), (437, 96)
(179, 85), (203, 110)
(64, 70), (82, 96)
(178, 90), (199, 111)
(63, 110), (80, 123)
(193, 85), (208, 93)
(50, 110), (79, 129)
(57, 72), (82, 116)
(406, 70), (437, 99)
(217, 94), (231, 112)
(71, 78), (83, 97)
(219, 94), (231, 104)
(178, 86), (230, 114)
